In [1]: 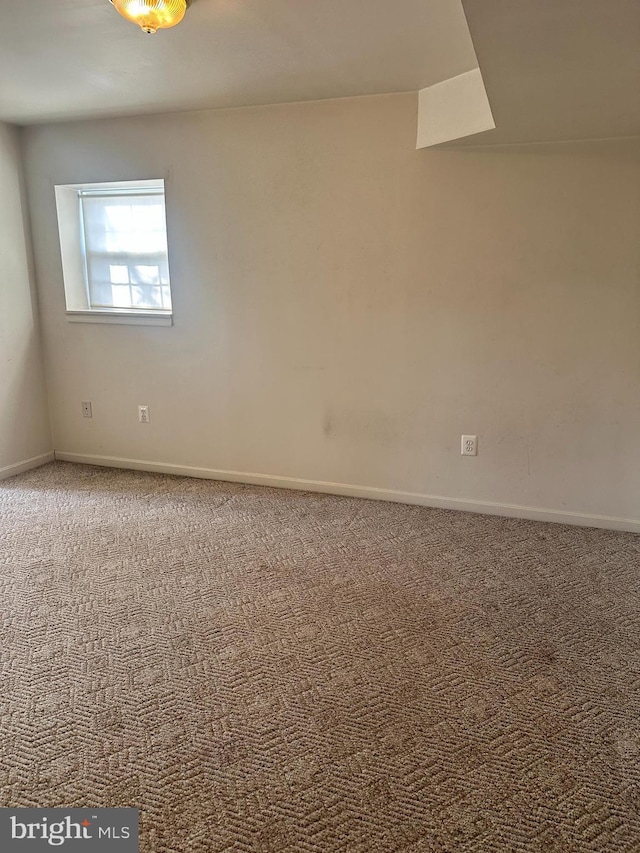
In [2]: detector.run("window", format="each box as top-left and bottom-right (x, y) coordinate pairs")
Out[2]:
(55, 179), (173, 326)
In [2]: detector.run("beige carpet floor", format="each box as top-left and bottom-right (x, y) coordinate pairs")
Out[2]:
(1, 461), (639, 852)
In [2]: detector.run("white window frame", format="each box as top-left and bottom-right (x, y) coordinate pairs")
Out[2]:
(54, 179), (173, 326)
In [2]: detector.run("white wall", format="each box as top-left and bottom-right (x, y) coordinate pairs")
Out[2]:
(21, 95), (640, 526)
(0, 122), (51, 473)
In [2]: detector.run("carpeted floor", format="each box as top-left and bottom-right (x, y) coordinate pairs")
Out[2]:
(1, 461), (639, 852)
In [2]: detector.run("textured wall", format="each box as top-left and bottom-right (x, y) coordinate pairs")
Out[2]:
(0, 122), (51, 471)
(21, 94), (640, 522)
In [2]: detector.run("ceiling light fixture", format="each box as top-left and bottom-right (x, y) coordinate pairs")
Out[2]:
(109, 0), (189, 34)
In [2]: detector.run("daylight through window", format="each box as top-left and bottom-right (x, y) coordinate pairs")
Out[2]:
(55, 179), (173, 325)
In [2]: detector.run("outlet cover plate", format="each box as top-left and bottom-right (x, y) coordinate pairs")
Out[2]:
(461, 434), (477, 456)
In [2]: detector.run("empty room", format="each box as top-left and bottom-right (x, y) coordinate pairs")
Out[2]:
(1, 0), (639, 850)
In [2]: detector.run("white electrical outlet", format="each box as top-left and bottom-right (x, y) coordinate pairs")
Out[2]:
(138, 405), (150, 424)
(82, 401), (92, 418)
(461, 435), (477, 456)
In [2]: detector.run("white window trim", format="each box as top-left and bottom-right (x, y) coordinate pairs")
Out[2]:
(66, 310), (172, 327)
(55, 179), (174, 326)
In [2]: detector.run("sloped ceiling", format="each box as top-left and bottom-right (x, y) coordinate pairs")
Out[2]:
(0, 0), (477, 125)
(457, 0), (640, 145)
(1, 0), (639, 145)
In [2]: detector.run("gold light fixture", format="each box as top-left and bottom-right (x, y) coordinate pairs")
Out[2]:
(110, 0), (189, 34)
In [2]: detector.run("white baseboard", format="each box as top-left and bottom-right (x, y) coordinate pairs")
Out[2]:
(53, 451), (640, 534)
(0, 451), (55, 481)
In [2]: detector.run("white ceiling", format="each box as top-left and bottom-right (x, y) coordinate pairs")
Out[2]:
(0, 0), (477, 125)
(2, 0), (639, 144)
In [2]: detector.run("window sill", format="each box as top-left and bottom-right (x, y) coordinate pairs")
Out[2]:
(66, 310), (172, 327)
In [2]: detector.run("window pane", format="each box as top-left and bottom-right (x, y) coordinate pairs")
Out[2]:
(131, 265), (160, 285)
(81, 185), (172, 313)
(104, 205), (133, 232)
(104, 231), (166, 255)
(109, 264), (129, 284)
(131, 285), (162, 309)
(111, 285), (133, 308)
(90, 281), (115, 307)
(138, 204), (165, 231)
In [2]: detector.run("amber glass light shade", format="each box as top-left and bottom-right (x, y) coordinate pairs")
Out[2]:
(110, 0), (187, 34)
